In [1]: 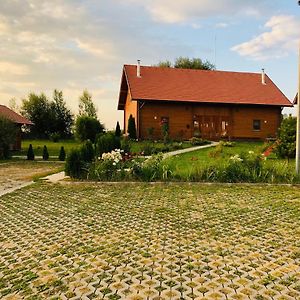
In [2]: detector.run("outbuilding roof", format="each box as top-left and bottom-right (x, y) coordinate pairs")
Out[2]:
(118, 65), (292, 109)
(0, 105), (33, 125)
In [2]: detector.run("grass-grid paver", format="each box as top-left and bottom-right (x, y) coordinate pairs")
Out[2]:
(1, 183), (300, 300)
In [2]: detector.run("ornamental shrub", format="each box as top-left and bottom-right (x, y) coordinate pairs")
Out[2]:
(27, 144), (35, 160)
(65, 149), (83, 178)
(80, 140), (94, 163)
(127, 115), (137, 140)
(115, 121), (121, 137)
(96, 133), (120, 156)
(42, 145), (49, 160)
(275, 116), (296, 159)
(59, 146), (66, 161)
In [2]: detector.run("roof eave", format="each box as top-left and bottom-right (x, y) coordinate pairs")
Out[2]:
(131, 97), (293, 107)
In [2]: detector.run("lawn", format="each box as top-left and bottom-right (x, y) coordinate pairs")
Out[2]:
(1, 182), (300, 299)
(15, 139), (81, 157)
(166, 141), (295, 180)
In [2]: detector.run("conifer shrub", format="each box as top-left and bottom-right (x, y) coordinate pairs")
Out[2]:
(65, 149), (83, 178)
(115, 121), (121, 137)
(80, 140), (94, 163)
(42, 145), (49, 160)
(127, 115), (137, 140)
(27, 144), (35, 160)
(59, 146), (66, 161)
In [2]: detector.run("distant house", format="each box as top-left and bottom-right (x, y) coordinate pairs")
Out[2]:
(118, 63), (292, 140)
(0, 105), (33, 150)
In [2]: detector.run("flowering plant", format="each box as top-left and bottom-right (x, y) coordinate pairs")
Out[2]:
(101, 149), (123, 165)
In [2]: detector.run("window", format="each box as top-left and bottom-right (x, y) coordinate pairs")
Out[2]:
(253, 120), (261, 131)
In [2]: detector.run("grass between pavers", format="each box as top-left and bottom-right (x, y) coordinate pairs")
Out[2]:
(0, 161), (64, 183)
(14, 139), (81, 157)
(1, 182), (300, 299)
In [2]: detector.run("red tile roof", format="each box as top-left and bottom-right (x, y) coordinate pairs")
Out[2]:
(0, 105), (33, 125)
(118, 65), (292, 109)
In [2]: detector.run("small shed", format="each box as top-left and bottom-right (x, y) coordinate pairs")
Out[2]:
(0, 105), (33, 150)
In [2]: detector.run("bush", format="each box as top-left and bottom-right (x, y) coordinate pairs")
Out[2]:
(127, 115), (137, 140)
(140, 142), (155, 156)
(115, 121), (121, 137)
(275, 116), (296, 159)
(189, 137), (210, 146)
(27, 144), (35, 160)
(65, 149), (84, 178)
(42, 145), (49, 160)
(80, 140), (94, 163)
(121, 138), (131, 154)
(49, 132), (60, 142)
(75, 116), (104, 143)
(59, 146), (66, 161)
(96, 133), (120, 156)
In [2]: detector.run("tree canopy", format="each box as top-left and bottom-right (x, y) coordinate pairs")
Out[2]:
(78, 90), (97, 119)
(156, 57), (215, 70)
(21, 91), (73, 138)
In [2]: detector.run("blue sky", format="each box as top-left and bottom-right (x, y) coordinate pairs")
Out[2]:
(0, 0), (299, 128)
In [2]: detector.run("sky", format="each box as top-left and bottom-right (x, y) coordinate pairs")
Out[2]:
(0, 0), (299, 129)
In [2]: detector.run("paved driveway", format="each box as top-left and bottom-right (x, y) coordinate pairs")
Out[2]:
(1, 182), (300, 299)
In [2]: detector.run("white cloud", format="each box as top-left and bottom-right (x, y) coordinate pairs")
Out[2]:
(124, 0), (276, 24)
(232, 15), (300, 60)
(0, 61), (29, 75)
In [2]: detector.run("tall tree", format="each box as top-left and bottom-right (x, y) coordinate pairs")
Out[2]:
(21, 93), (53, 138)
(156, 57), (215, 70)
(52, 90), (73, 137)
(78, 90), (97, 119)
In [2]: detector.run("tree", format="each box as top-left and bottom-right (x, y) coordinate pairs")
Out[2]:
(0, 116), (16, 159)
(78, 90), (97, 118)
(21, 93), (53, 138)
(275, 116), (296, 159)
(174, 57), (215, 70)
(155, 57), (215, 70)
(127, 115), (137, 140)
(75, 116), (104, 143)
(52, 90), (73, 138)
(156, 60), (172, 68)
(115, 121), (121, 137)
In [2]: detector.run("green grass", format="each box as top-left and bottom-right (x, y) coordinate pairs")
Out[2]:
(15, 139), (81, 157)
(1, 182), (300, 299)
(165, 141), (263, 176)
(165, 141), (295, 180)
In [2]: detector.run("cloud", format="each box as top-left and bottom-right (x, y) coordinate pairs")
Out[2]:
(124, 0), (277, 24)
(232, 15), (300, 60)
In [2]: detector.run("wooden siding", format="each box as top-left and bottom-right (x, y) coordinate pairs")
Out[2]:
(124, 91), (137, 135)
(137, 101), (282, 140)
(231, 106), (281, 139)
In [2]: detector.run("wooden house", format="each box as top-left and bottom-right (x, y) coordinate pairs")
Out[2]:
(118, 63), (292, 140)
(0, 105), (33, 150)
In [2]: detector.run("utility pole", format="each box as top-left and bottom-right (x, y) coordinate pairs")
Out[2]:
(296, 0), (300, 173)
